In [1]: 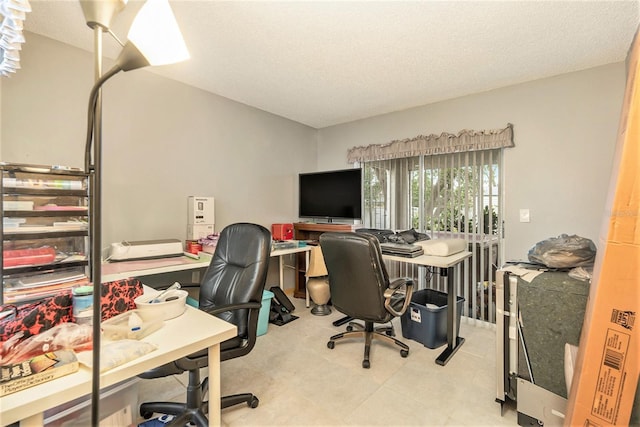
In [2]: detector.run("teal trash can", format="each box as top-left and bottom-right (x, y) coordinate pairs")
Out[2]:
(257, 289), (274, 336)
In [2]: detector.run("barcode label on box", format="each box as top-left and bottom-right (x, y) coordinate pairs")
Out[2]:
(590, 328), (630, 423)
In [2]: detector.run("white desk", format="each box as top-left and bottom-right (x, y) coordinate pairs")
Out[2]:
(0, 306), (237, 427)
(383, 250), (472, 365)
(102, 254), (212, 283)
(271, 245), (312, 291)
(102, 245), (312, 295)
(271, 245), (312, 306)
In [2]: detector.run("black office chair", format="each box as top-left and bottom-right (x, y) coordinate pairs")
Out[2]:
(319, 231), (414, 369)
(138, 223), (272, 426)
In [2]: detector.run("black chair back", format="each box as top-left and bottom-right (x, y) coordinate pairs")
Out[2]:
(199, 223), (271, 340)
(320, 232), (393, 323)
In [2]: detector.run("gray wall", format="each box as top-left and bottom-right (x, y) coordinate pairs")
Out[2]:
(1, 33), (316, 254)
(316, 63), (626, 261)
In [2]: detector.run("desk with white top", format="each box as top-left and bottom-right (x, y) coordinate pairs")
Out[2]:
(99, 244), (469, 364)
(102, 253), (212, 283)
(0, 305), (237, 427)
(383, 250), (472, 366)
(102, 245), (312, 292)
(2, 244), (310, 426)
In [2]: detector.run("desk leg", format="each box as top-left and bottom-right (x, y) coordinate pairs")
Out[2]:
(18, 413), (44, 427)
(435, 265), (465, 366)
(191, 269), (201, 283)
(305, 251), (310, 308)
(279, 256), (285, 291)
(208, 343), (222, 426)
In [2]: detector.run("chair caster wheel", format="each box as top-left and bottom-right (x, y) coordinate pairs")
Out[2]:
(362, 360), (370, 369)
(327, 341), (335, 349)
(140, 410), (153, 420)
(346, 325), (354, 332)
(400, 349), (409, 358)
(249, 396), (259, 408)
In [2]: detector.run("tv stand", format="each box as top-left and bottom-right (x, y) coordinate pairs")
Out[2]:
(293, 222), (356, 299)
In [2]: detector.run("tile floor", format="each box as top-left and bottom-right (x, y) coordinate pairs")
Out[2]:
(137, 298), (517, 426)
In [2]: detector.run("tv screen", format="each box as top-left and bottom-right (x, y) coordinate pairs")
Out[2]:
(298, 168), (362, 221)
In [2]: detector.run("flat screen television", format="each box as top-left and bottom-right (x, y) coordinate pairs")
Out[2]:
(298, 168), (362, 221)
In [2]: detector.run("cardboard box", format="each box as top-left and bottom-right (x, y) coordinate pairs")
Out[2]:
(187, 196), (214, 224)
(565, 27), (640, 426)
(187, 223), (214, 240)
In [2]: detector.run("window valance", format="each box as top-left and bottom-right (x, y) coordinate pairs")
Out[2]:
(347, 123), (514, 163)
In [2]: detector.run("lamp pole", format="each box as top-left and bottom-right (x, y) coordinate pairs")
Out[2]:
(88, 21), (104, 427)
(80, 1), (125, 423)
(79, 1), (189, 423)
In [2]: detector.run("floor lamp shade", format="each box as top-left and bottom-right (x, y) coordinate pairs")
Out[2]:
(127, 0), (189, 67)
(79, 0), (127, 30)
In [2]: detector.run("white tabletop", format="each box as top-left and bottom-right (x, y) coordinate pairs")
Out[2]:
(383, 250), (472, 269)
(102, 254), (213, 283)
(0, 306), (237, 426)
(271, 244), (312, 257)
(102, 244), (312, 283)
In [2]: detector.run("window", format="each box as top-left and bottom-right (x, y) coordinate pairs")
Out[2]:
(349, 124), (513, 323)
(361, 149), (503, 323)
(363, 149), (501, 235)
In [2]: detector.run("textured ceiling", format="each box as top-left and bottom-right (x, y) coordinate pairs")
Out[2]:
(23, 1), (640, 128)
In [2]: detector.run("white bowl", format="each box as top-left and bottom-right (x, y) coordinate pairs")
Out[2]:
(135, 289), (188, 321)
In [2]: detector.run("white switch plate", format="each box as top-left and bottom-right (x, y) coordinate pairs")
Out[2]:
(519, 209), (530, 223)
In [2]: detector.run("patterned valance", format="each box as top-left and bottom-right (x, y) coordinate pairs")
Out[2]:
(347, 123), (514, 163)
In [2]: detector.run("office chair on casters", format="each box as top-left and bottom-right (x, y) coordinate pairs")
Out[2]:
(138, 223), (272, 426)
(319, 232), (414, 369)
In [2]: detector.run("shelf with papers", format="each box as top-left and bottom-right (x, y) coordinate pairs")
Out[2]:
(1, 163), (90, 306)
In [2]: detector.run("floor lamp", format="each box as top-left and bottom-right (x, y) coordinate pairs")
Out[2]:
(79, 1), (189, 424)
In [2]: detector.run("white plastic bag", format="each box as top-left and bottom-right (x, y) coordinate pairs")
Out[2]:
(77, 339), (157, 372)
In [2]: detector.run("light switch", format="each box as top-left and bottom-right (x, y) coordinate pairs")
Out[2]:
(519, 209), (530, 223)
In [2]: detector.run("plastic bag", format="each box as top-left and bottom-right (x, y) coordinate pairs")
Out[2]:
(0, 322), (93, 365)
(569, 266), (594, 282)
(528, 234), (596, 269)
(355, 228), (430, 244)
(355, 228), (395, 243)
(76, 339), (157, 372)
(390, 228), (430, 244)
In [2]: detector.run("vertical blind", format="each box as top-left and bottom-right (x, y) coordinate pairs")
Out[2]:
(352, 125), (513, 324)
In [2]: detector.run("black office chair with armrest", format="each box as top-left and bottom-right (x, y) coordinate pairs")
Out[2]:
(138, 222), (272, 426)
(319, 232), (414, 369)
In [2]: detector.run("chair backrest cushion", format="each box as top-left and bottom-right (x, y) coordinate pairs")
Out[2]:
(199, 223), (271, 338)
(319, 232), (393, 323)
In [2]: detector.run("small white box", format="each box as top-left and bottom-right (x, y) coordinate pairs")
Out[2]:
(187, 223), (214, 240)
(187, 196), (214, 224)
